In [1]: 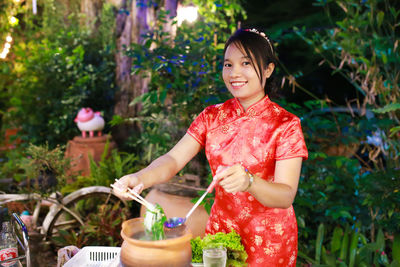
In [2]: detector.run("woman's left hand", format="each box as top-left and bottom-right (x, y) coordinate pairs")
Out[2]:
(213, 164), (250, 193)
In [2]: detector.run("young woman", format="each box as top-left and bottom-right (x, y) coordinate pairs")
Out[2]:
(113, 28), (308, 266)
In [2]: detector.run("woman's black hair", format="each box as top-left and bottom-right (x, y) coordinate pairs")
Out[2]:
(223, 28), (278, 97)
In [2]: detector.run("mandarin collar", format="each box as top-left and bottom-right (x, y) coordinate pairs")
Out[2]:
(234, 95), (270, 116)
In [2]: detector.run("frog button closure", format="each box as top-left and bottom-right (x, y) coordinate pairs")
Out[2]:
(247, 108), (258, 118)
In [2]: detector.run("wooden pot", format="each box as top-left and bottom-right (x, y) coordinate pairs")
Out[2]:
(120, 218), (192, 267)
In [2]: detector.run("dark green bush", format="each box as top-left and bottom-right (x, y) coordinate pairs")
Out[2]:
(299, 223), (400, 266)
(291, 0), (400, 260)
(1, 1), (117, 147)
(281, 99), (399, 259)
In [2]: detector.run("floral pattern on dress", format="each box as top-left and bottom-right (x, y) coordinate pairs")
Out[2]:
(188, 95), (308, 266)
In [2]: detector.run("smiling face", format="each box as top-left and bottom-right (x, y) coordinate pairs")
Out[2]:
(222, 43), (274, 109)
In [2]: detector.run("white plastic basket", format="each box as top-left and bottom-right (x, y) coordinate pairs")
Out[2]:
(63, 246), (121, 267)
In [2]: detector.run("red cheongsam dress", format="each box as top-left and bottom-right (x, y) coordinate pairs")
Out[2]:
(187, 95), (308, 266)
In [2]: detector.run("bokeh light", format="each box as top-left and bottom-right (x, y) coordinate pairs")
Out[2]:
(9, 16), (19, 26)
(177, 6), (198, 26)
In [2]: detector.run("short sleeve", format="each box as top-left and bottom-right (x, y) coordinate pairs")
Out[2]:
(275, 117), (308, 160)
(187, 109), (208, 147)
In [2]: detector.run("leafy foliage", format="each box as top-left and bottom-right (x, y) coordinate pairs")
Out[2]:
(291, 0), (400, 261)
(1, 0), (399, 263)
(299, 223), (400, 267)
(52, 202), (129, 247)
(61, 148), (140, 194)
(88, 149), (139, 187)
(357, 169), (400, 234)
(295, 0), (400, 167)
(189, 0), (246, 30)
(374, 104), (400, 115)
(1, 0), (117, 147)
(191, 229), (248, 266)
(279, 99), (399, 262)
(119, 1), (244, 166)
(0, 148), (26, 191)
(296, 154), (363, 232)
(190, 236), (203, 263)
(80, 202), (129, 247)
(18, 143), (75, 194)
(144, 203), (166, 241)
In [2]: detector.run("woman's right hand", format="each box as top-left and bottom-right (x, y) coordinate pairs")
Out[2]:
(112, 173), (144, 201)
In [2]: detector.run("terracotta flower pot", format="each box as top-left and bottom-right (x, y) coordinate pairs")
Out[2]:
(64, 135), (116, 177)
(120, 217), (192, 267)
(2, 128), (22, 150)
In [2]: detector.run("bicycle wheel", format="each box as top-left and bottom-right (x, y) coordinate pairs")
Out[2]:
(42, 186), (129, 248)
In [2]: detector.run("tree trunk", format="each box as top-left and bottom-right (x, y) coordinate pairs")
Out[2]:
(112, 0), (178, 146)
(113, 0), (149, 145)
(114, 0), (134, 118)
(80, 0), (103, 31)
(164, 0), (178, 38)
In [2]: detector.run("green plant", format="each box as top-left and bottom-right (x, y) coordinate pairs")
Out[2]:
(295, 153), (364, 230)
(52, 202), (129, 247)
(18, 143), (75, 194)
(89, 149), (139, 186)
(191, 229), (248, 266)
(143, 203), (167, 241)
(281, 100), (400, 263)
(61, 147), (139, 194)
(294, 0), (400, 167)
(80, 202), (129, 247)
(115, 1), (245, 167)
(357, 169), (400, 237)
(298, 223), (400, 267)
(292, 2), (400, 258)
(0, 148), (26, 189)
(122, 16), (229, 162)
(1, 0), (117, 147)
(278, 99), (400, 259)
(282, 101), (362, 233)
(189, 0), (246, 30)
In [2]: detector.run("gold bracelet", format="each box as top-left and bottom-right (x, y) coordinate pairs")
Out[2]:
(245, 170), (254, 191)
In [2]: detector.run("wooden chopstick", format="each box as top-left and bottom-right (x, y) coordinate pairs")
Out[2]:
(112, 179), (155, 211)
(127, 187), (154, 208)
(116, 179), (147, 203)
(110, 184), (148, 207)
(113, 179), (144, 202)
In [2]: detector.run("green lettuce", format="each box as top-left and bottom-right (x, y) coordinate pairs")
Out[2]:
(191, 229), (248, 266)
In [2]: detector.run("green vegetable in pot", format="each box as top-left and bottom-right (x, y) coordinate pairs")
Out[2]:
(191, 229), (248, 266)
(144, 203), (166, 240)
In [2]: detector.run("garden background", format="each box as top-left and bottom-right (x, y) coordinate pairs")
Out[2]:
(0, 0), (399, 266)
